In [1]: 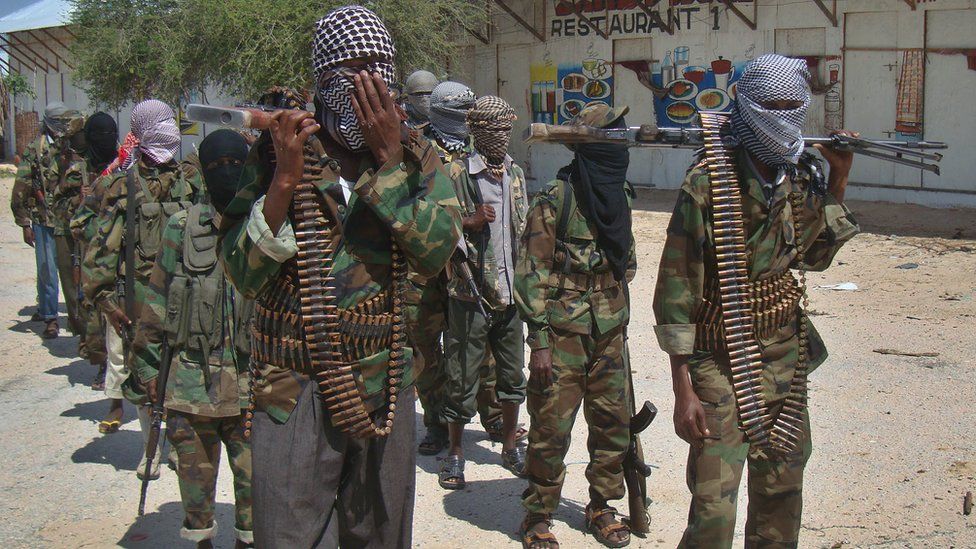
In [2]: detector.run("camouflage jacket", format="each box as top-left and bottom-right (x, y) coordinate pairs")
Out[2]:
(652, 149), (859, 374)
(49, 152), (96, 236)
(82, 159), (200, 318)
(219, 132), (463, 423)
(69, 171), (113, 244)
(10, 135), (60, 228)
(447, 153), (528, 310)
(515, 179), (636, 351)
(132, 205), (250, 417)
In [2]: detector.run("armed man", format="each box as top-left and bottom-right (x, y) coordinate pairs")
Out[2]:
(403, 70), (438, 133)
(517, 103), (637, 549)
(132, 129), (254, 549)
(10, 102), (76, 339)
(217, 6), (461, 546)
(83, 99), (199, 479)
(653, 54), (860, 548)
(65, 112), (120, 388)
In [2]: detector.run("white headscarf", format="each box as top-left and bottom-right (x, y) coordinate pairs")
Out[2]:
(130, 99), (181, 165)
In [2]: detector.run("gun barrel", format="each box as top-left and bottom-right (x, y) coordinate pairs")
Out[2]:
(185, 104), (277, 130)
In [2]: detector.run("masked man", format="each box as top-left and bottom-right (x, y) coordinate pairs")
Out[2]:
(83, 99), (199, 475)
(132, 129), (253, 549)
(218, 6), (461, 547)
(428, 81), (475, 163)
(403, 70), (438, 132)
(11, 102), (75, 338)
(653, 54), (860, 548)
(517, 104), (637, 549)
(437, 96), (528, 488)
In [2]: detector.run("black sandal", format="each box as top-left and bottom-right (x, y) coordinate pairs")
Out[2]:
(418, 428), (449, 456)
(486, 419), (528, 443)
(438, 454), (465, 490)
(502, 445), (527, 478)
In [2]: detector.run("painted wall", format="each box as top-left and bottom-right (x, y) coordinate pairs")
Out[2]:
(461, 0), (976, 207)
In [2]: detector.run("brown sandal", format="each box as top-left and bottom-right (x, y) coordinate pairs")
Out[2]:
(585, 505), (631, 548)
(520, 514), (559, 549)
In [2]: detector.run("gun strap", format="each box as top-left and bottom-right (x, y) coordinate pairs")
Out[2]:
(124, 167), (138, 321)
(554, 179), (576, 275)
(700, 112), (770, 448)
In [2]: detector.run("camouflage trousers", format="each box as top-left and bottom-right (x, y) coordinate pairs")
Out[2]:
(679, 353), (812, 549)
(405, 279), (502, 432)
(166, 410), (253, 542)
(54, 234), (84, 335)
(77, 241), (106, 365)
(522, 325), (629, 515)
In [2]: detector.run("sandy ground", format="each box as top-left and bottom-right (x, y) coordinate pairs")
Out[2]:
(0, 167), (974, 548)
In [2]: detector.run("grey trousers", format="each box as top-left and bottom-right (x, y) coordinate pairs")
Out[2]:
(251, 381), (416, 548)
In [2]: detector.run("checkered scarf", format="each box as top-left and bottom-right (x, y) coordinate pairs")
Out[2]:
(130, 99), (180, 165)
(313, 5), (396, 152)
(429, 81), (476, 153)
(468, 96), (516, 178)
(730, 54), (811, 169)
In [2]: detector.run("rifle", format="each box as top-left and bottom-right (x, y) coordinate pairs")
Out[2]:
(185, 104), (281, 130)
(137, 331), (175, 516)
(524, 122), (948, 175)
(622, 325), (657, 535)
(451, 251), (492, 325)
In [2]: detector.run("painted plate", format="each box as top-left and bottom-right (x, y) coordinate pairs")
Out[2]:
(668, 79), (698, 100)
(695, 88), (731, 111)
(582, 79), (611, 100)
(561, 99), (586, 120)
(561, 73), (587, 93)
(666, 101), (697, 124)
(728, 82), (738, 100)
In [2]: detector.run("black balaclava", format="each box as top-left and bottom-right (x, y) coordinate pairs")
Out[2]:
(84, 112), (119, 174)
(569, 115), (632, 282)
(199, 129), (248, 214)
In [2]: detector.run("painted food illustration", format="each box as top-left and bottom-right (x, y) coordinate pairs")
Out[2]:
(695, 88), (731, 111)
(666, 101), (697, 124)
(583, 79), (610, 99)
(668, 79), (697, 100)
(728, 82), (737, 100)
(561, 99), (585, 120)
(582, 58), (610, 79)
(561, 73), (587, 92)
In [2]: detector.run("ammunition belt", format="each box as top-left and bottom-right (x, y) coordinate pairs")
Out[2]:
(700, 112), (810, 455)
(249, 144), (406, 439)
(695, 271), (802, 351)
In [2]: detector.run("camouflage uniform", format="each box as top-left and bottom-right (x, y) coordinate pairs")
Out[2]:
(442, 153), (528, 425)
(653, 150), (859, 548)
(516, 177), (636, 515)
(70, 171), (112, 366)
(82, 159), (199, 402)
(11, 134), (61, 322)
(131, 204), (253, 543)
(219, 131), (461, 547)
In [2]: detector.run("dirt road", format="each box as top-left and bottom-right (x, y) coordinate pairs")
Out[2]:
(1, 170), (974, 548)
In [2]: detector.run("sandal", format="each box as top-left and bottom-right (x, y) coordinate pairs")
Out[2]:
(585, 505), (631, 548)
(520, 514), (559, 549)
(42, 320), (59, 339)
(418, 428), (449, 456)
(98, 419), (121, 434)
(438, 454), (465, 490)
(502, 445), (527, 478)
(486, 420), (528, 443)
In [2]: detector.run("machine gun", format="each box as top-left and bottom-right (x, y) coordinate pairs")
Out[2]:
(137, 331), (175, 516)
(451, 251), (492, 324)
(525, 122), (948, 175)
(625, 400), (657, 535)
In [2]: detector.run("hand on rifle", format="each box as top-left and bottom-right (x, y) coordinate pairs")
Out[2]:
(815, 129), (859, 202)
(351, 71), (403, 167)
(264, 109), (320, 233)
(528, 348), (554, 390)
(463, 205), (496, 232)
(143, 377), (159, 405)
(22, 226), (35, 247)
(108, 309), (132, 338)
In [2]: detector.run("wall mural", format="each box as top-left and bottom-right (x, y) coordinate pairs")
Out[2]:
(531, 57), (614, 124)
(619, 47), (748, 128)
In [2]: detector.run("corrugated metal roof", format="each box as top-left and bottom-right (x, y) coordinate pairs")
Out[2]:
(0, 0), (73, 34)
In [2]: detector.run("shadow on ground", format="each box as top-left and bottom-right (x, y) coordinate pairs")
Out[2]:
(119, 501), (241, 548)
(61, 398), (139, 427)
(47, 358), (96, 388)
(71, 430), (144, 472)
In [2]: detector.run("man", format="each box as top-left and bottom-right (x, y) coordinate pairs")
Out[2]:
(517, 104), (636, 549)
(83, 99), (199, 476)
(403, 70), (438, 132)
(439, 96), (528, 489)
(218, 6), (461, 546)
(10, 102), (74, 338)
(64, 112), (119, 388)
(132, 129), (253, 549)
(652, 54), (859, 548)
(428, 80), (475, 163)
(49, 110), (90, 342)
